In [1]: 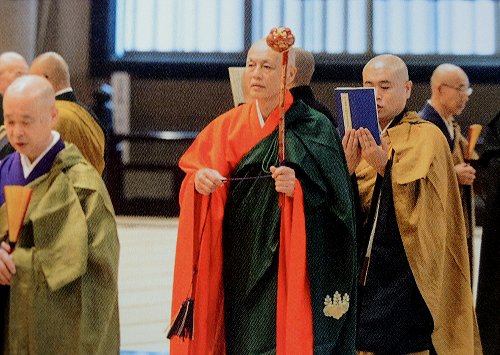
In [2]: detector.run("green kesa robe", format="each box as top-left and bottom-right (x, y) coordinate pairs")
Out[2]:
(171, 93), (357, 354)
(0, 144), (120, 354)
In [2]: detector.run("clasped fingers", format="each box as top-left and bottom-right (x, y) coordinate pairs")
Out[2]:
(270, 166), (295, 197)
(0, 242), (16, 286)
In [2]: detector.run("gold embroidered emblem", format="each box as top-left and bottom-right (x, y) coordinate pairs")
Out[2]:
(323, 291), (349, 319)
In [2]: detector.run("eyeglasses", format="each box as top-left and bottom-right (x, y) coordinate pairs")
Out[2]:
(441, 83), (473, 96)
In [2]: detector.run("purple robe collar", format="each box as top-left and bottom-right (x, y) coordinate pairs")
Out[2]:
(0, 139), (65, 205)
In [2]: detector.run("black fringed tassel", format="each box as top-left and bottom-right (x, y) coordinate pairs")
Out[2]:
(167, 298), (194, 340)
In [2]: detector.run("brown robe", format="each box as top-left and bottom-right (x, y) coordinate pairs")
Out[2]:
(55, 100), (105, 174)
(356, 112), (482, 354)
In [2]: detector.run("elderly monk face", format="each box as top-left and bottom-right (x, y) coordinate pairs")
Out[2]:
(244, 39), (295, 103)
(363, 55), (412, 125)
(3, 76), (58, 162)
(438, 69), (471, 117)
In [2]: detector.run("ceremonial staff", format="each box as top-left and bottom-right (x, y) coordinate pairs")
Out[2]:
(465, 124), (482, 282)
(266, 27), (295, 207)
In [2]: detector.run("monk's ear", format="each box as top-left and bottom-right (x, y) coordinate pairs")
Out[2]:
(50, 105), (59, 128)
(287, 65), (297, 87)
(405, 80), (413, 100)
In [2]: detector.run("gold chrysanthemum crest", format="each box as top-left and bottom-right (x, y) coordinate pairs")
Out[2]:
(323, 291), (349, 319)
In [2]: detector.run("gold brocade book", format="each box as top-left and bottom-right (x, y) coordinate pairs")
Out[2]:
(334, 87), (381, 145)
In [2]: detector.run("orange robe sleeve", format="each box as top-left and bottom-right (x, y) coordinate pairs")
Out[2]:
(276, 181), (313, 354)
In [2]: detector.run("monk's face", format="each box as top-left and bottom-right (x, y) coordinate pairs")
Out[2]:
(438, 71), (471, 117)
(363, 62), (411, 125)
(244, 42), (283, 103)
(4, 92), (57, 162)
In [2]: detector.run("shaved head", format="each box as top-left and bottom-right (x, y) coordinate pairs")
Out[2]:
(0, 52), (28, 94)
(289, 47), (314, 87)
(363, 54), (409, 83)
(429, 63), (471, 118)
(30, 52), (71, 92)
(3, 75), (58, 161)
(430, 63), (468, 90)
(5, 75), (55, 109)
(248, 39), (296, 71)
(362, 54), (412, 128)
(244, 39), (297, 115)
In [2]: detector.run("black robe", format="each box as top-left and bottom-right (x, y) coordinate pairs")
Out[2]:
(476, 111), (500, 355)
(290, 85), (337, 127)
(356, 112), (434, 353)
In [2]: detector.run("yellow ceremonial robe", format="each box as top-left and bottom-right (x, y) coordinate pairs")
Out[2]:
(356, 112), (482, 354)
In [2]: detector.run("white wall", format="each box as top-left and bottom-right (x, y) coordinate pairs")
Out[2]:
(0, 0), (38, 62)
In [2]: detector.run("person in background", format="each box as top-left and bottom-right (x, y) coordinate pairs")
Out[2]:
(170, 38), (357, 354)
(0, 75), (120, 353)
(29, 52), (106, 174)
(0, 52), (28, 125)
(418, 63), (477, 278)
(288, 47), (337, 127)
(343, 54), (481, 354)
(0, 52), (28, 159)
(475, 110), (500, 355)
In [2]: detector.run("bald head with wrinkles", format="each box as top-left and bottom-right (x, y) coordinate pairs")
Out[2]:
(429, 63), (471, 118)
(3, 75), (58, 161)
(243, 39), (297, 117)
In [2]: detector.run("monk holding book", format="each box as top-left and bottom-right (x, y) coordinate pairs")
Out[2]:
(0, 75), (120, 354)
(343, 54), (481, 354)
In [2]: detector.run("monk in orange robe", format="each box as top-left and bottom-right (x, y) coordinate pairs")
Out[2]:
(170, 39), (357, 354)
